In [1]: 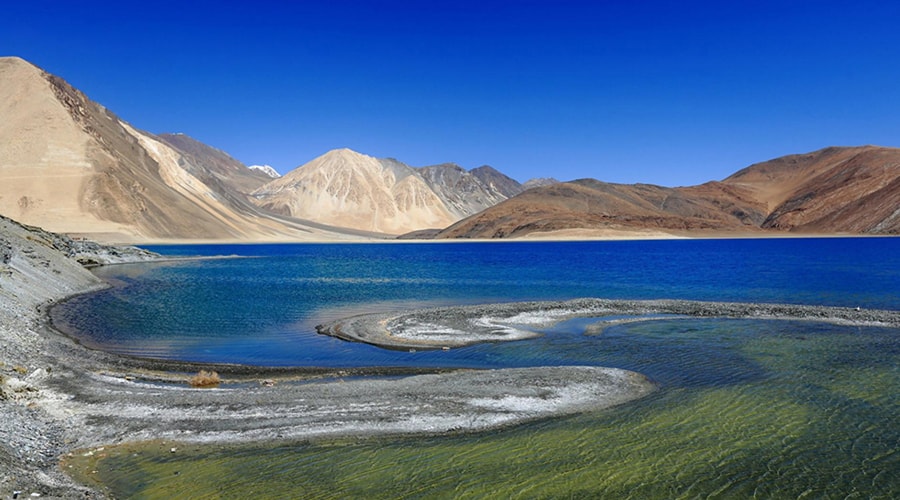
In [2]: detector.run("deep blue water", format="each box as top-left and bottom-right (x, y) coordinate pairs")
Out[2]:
(52, 238), (899, 367)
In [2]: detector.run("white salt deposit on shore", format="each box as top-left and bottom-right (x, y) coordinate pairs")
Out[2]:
(318, 298), (900, 351)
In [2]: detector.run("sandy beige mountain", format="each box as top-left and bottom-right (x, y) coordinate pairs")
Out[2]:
(0, 57), (119, 236)
(435, 146), (899, 239)
(0, 57), (361, 243)
(251, 149), (458, 234)
(157, 132), (274, 196)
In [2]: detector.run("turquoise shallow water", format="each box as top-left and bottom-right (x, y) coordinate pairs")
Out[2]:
(56, 238), (900, 498)
(75, 317), (899, 498)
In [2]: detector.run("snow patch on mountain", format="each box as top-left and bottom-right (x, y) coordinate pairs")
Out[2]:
(249, 165), (281, 178)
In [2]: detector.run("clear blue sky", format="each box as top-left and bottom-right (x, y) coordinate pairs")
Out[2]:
(5, 0), (900, 185)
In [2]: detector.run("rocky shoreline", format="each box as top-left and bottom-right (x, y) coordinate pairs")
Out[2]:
(0, 217), (657, 499)
(0, 215), (157, 498)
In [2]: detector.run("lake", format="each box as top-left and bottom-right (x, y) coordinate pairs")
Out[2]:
(56, 238), (900, 498)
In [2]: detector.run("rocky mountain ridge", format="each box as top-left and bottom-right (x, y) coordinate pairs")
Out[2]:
(249, 149), (525, 234)
(723, 146), (900, 233)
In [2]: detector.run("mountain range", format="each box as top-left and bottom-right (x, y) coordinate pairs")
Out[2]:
(1, 56), (897, 242)
(0, 57), (526, 240)
(435, 146), (899, 238)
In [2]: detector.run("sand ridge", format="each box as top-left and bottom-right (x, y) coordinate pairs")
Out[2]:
(317, 298), (900, 350)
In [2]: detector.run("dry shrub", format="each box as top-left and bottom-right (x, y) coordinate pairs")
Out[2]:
(189, 370), (221, 387)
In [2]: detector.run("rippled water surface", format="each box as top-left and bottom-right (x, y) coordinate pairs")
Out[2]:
(54, 239), (899, 365)
(59, 239), (900, 498)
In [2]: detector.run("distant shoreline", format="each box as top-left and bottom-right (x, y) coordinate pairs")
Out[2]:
(127, 232), (898, 248)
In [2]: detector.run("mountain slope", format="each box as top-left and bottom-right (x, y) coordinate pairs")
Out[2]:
(0, 57), (355, 242)
(416, 163), (519, 219)
(436, 146), (899, 238)
(251, 149), (457, 234)
(251, 151), (525, 234)
(436, 179), (766, 238)
(469, 165), (524, 199)
(722, 146), (900, 233)
(157, 132), (274, 195)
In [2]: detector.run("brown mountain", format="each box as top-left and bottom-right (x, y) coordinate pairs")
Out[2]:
(436, 179), (767, 238)
(0, 56), (357, 242)
(722, 146), (900, 233)
(436, 146), (899, 238)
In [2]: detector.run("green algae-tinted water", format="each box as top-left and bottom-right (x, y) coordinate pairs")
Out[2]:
(74, 318), (899, 498)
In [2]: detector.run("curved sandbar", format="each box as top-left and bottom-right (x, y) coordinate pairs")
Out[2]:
(43, 366), (654, 447)
(316, 298), (900, 350)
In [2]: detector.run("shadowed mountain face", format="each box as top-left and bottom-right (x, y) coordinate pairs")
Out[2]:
(437, 146), (900, 238)
(416, 163), (521, 219)
(469, 166), (525, 199)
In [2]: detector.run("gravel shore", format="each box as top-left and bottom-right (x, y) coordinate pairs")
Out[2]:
(0, 215), (157, 498)
(0, 217), (657, 498)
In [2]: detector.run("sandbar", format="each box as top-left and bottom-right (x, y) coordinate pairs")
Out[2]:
(317, 298), (900, 350)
